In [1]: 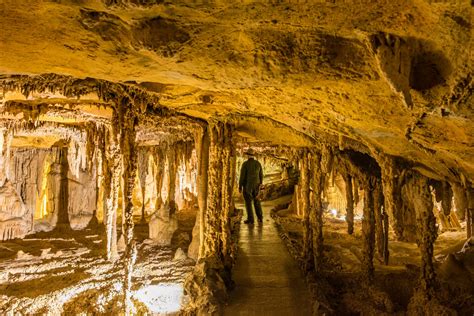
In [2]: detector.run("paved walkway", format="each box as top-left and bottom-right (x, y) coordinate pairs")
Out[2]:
(224, 199), (313, 316)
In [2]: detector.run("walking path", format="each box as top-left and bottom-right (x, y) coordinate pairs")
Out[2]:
(224, 198), (313, 316)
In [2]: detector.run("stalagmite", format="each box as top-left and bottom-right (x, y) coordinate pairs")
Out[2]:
(343, 173), (354, 235)
(361, 177), (376, 281)
(310, 150), (324, 272)
(300, 150), (312, 271)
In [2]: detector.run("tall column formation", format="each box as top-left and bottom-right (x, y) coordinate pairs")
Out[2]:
(467, 187), (474, 238)
(56, 147), (70, 226)
(103, 127), (120, 262)
(0, 129), (13, 187)
(167, 146), (177, 213)
(220, 124), (235, 268)
(137, 148), (149, 223)
(343, 173), (354, 235)
(153, 148), (165, 211)
(452, 183), (467, 220)
(198, 127), (210, 259)
(310, 150), (324, 272)
(378, 155), (405, 241)
(411, 173), (437, 297)
(299, 150), (312, 271)
(373, 182), (385, 260)
(203, 122), (224, 259)
(361, 177), (376, 281)
(116, 100), (139, 316)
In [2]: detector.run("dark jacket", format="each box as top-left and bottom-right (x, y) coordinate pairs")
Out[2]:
(239, 158), (263, 193)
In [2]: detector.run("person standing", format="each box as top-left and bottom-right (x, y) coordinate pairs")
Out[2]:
(239, 149), (264, 224)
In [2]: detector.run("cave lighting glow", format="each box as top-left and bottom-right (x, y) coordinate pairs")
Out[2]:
(134, 283), (184, 313)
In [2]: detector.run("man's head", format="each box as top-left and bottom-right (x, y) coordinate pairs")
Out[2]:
(245, 148), (256, 158)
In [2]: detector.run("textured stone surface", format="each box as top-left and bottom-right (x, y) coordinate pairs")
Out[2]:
(0, 1), (472, 183)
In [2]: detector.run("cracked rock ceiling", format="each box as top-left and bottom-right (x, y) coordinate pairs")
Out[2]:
(0, 0), (473, 182)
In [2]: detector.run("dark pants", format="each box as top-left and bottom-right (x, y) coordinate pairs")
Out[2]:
(243, 188), (262, 223)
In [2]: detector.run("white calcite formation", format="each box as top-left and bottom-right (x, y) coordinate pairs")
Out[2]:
(149, 204), (178, 246)
(0, 180), (31, 240)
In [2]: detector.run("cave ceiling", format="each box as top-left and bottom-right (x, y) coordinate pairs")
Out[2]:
(0, 0), (472, 183)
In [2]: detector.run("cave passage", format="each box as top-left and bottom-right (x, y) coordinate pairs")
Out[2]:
(0, 1), (474, 315)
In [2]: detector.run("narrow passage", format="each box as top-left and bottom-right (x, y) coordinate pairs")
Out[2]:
(225, 198), (312, 316)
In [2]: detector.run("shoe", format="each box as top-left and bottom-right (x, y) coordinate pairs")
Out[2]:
(244, 220), (254, 224)
(257, 218), (263, 223)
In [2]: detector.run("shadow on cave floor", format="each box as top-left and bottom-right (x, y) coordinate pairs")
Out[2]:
(224, 196), (313, 316)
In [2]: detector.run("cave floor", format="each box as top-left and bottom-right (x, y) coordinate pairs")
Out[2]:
(225, 198), (313, 316)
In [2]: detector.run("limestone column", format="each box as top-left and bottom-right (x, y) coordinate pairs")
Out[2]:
(379, 155), (405, 241)
(220, 123), (235, 268)
(0, 129), (13, 187)
(343, 173), (354, 235)
(467, 187), (474, 238)
(104, 127), (120, 262)
(154, 149), (165, 211)
(138, 148), (149, 223)
(452, 183), (467, 220)
(56, 147), (70, 226)
(188, 126), (210, 260)
(362, 177), (376, 281)
(310, 151), (324, 273)
(167, 147), (177, 213)
(203, 123), (224, 259)
(117, 102), (139, 316)
(373, 182), (384, 259)
(300, 150), (312, 271)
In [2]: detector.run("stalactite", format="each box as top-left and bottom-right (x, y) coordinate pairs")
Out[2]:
(310, 150), (324, 273)
(373, 181), (384, 260)
(343, 173), (354, 235)
(361, 177), (376, 282)
(300, 149), (313, 271)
